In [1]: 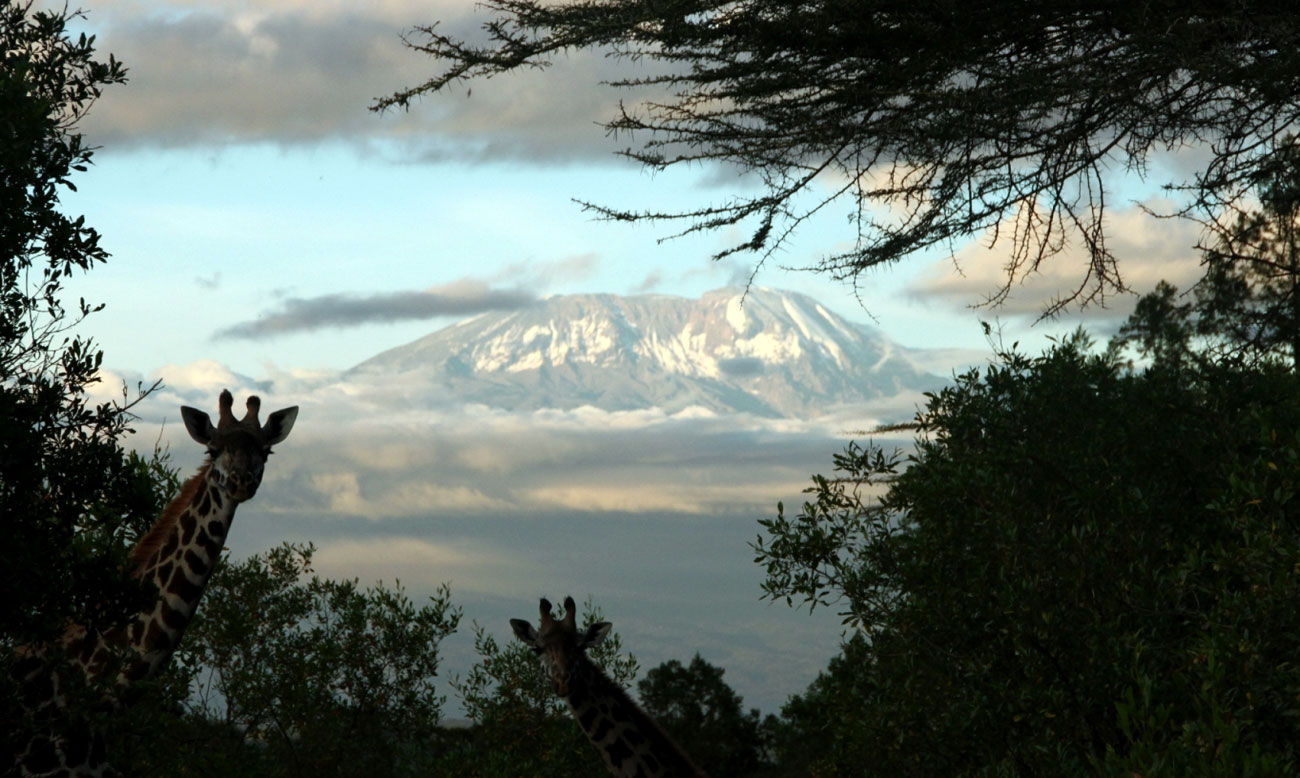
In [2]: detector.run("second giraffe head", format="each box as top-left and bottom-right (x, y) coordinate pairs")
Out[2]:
(511, 596), (611, 697)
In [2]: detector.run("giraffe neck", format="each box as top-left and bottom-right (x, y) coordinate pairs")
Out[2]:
(11, 464), (239, 777)
(115, 462), (237, 685)
(566, 658), (706, 778)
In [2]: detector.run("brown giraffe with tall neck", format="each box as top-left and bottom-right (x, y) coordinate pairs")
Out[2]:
(11, 390), (298, 777)
(511, 596), (707, 778)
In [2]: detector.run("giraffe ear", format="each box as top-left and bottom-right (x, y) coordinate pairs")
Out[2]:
(180, 407), (215, 445)
(510, 618), (539, 645)
(263, 406), (298, 445)
(580, 622), (612, 648)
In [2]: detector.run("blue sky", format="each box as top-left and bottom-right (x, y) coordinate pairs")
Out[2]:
(55, 0), (1208, 378)
(66, 142), (1004, 377)
(52, 0), (1211, 718)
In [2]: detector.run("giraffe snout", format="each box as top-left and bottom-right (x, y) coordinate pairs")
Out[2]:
(225, 475), (258, 501)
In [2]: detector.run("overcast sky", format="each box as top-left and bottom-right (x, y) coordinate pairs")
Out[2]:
(53, 0), (1210, 717)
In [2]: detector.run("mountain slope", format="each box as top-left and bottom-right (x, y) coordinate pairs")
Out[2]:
(348, 287), (941, 417)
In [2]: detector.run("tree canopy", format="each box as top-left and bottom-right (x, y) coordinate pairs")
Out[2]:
(757, 332), (1300, 775)
(752, 175), (1300, 774)
(637, 653), (771, 777)
(0, 0), (148, 651)
(445, 597), (640, 777)
(1118, 143), (1300, 368)
(106, 543), (462, 778)
(378, 0), (1300, 311)
(0, 4), (180, 765)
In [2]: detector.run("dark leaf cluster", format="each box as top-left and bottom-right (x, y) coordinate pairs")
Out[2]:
(0, 2), (162, 764)
(110, 543), (463, 778)
(442, 598), (638, 778)
(1120, 142), (1300, 368)
(758, 333), (1300, 775)
(638, 653), (773, 776)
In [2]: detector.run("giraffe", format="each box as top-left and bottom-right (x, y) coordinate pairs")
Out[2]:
(9, 389), (298, 777)
(510, 596), (707, 778)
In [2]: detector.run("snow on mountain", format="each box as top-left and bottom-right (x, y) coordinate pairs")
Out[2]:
(347, 287), (944, 418)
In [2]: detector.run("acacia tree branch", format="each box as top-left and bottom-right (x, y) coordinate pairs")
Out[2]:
(376, 0), (1300, 310)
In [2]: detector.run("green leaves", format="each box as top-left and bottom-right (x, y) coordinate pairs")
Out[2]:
(758, 332), (1300, 776)
(638, 654), (770, 777)
(113, 543), (462, 778)
(448, 598), (638, 778)
(1, 0), (145, 653)
(753, 440), (902, 623)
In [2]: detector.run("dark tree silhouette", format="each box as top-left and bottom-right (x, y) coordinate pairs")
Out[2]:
(638, 654), (768, 777)
(377, 0), (1300, 312)
(1, 0), (144, 650)
(1, 2), (176, 768)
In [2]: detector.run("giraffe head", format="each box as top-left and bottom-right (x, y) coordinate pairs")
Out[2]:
(511, 596), (611, 697)
(180, 389), (298, 502)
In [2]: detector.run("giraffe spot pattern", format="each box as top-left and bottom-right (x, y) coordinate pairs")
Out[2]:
(578, 704), (599, 732)
(179, 511), (197, 545)
(168, 565), (203, 603)
(158, 531), (179, 560)
(590, 715), (615, 743)
(64, 725), (91, 767)
(25, 735), (58, 772)
(24, 672), (54, 708)
(86, 646), (109, 675)
(159, 602), (187, 631)
(604, 737), (634, 770)
(566, 659), (704, 778)
(154, 560), (174, 588)
(75, 636), (98, 666)
(196, 526), (224, 558)
(143, 620), (172, 653)
(184, 548), (209, 577)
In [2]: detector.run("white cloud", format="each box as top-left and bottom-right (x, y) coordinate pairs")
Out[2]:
(152, 359), (254, 396)
(112, 356), (901, 717)
(71, 0), (662, 161)
(520, 480), (811, 514)
(310, 471), (366, 514)
(120, 359), (876, 523)
(906, 202), (1206, 319)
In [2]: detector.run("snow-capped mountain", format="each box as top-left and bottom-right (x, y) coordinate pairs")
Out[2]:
(347, 287), (943, 418)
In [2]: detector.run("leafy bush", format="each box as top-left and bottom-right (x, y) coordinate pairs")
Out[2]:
(113, 543), (461, 778)
(758, 336), (1300, 776)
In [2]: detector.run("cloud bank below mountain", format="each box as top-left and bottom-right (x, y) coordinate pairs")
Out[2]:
(97, 358), (904, 717)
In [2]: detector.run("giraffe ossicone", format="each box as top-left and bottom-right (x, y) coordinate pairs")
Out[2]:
(511, 596), (708, 778)
(10, 389), (297, 778)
